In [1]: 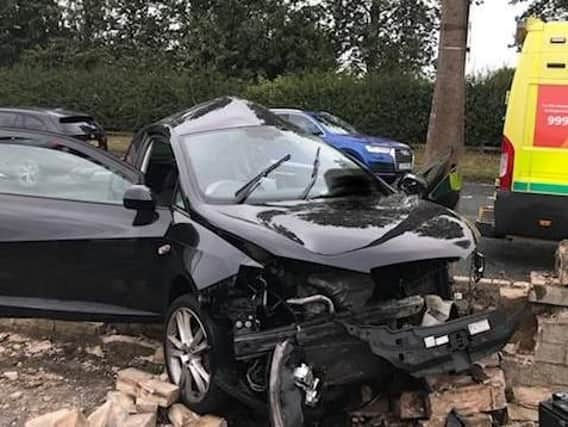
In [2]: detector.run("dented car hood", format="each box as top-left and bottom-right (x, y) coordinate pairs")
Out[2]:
(199, 193), (478, 272)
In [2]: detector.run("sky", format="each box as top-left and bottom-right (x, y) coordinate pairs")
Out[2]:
(468, 1), (529, 75)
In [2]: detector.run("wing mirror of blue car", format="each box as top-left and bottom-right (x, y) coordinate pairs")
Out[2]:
(123, 185), (157, 225)
(398, 173), (428, 197)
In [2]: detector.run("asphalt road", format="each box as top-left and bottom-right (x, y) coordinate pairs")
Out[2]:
(454, 182), (557, 281)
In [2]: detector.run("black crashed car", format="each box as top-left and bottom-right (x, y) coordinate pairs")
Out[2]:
(0, 98), (517, 423)
(0, 107), (108, 149)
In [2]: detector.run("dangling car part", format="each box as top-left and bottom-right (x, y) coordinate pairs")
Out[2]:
(0, 98), (517, 424)
(397, 149), (462, 210)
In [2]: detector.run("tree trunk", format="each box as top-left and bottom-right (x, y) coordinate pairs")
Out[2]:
(425, 0), (470, 166)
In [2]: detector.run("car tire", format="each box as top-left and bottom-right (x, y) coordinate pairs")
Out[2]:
(164, 294), (228, 414)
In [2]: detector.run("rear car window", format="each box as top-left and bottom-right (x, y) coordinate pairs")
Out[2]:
(23, 114), (47, 131)
(0, 112), (18, 127)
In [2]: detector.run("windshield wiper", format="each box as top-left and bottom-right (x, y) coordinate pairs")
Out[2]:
(234, 153), (291, 204)
(300, 146), (321, 200)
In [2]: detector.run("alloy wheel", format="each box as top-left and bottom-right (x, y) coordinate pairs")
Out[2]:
(165, 307), (211, 402)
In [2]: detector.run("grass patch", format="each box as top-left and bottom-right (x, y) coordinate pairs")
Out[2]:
(459, 151), (500, 183)
(107, 132), (132, 156)
(109, 134), (499, 183)
(413, 145), (499, 184)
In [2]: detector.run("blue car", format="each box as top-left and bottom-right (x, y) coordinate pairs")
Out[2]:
(271, 109), (414, 183)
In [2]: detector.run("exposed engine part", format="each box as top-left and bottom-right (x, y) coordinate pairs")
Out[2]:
(269, 340), (304, 427)
(472, 251), (486, 283)
(305, 272), (375, 312)
(286, 294), (335, 314)
(421, 295), (456, 327)
(371, 259), (452, 301)
(293, 363), (321, 407)
(256, 275), (269, 308)
(464, 251), (486, 314)
(233, 313), (260, 336)
(246, 358), (267, 393)
(235, 295), (425, 360)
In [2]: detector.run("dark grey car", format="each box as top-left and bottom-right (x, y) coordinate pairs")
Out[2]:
(0, 107), (108, 149)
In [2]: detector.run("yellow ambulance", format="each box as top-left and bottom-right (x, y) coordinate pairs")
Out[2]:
(478, 18), (568, 240)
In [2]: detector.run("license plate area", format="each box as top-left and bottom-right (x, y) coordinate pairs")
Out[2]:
(468, 318), (491, 336)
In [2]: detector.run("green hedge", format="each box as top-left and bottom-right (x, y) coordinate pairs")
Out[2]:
(465, 68), (513, 148)
(0, 65), (513, 146)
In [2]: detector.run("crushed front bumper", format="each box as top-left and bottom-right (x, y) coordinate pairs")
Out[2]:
(234, 297), (520, 381)
(342, 308), (521, 377)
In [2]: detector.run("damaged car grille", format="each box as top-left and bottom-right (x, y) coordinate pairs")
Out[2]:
(233, 295), (426, 360)
(370, 259), (452, 301)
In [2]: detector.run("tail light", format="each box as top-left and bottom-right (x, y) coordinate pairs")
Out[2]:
(498, 136), (515, 191)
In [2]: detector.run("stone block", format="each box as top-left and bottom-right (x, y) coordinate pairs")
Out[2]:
(425, 374), (474, 392)
(419, 413), (491, 427)
(26, 408), (88, 427)
(135, 397), (159, 414)
(535, 341), (567, 364)
(513, 386), (552, 409)
(556, 240), (568, 285)
(503, 353), (568, 387)
(168, 403), (200, 427)
(427, 381), (506, 418)
(137, 378), (180, 407)
(116, 368), (155, 397)
(508, 404), (538, 423)
(537, 311), (568, 344)
(191, 415), (228, 427)
(106, 390), (137, 414)
(87, 400), (129, 427)
(462, 414), (493, 427)
(123, 413), (157, 427)
(397, 391), (427, 420)
(530, 271), (560, 287)
(529, 284), (568, 307)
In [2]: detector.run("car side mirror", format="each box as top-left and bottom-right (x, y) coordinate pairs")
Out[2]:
(123, 185), (157, 225)
(398, 173), (428, 197)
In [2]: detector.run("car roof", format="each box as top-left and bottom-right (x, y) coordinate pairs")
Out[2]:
(0, 107), (93, 119)
(271, 109), (327, 119)
(270, 108), (306, 114)
(156, 97), (294, 138)
(0, 126), (78, 141)
(0, 127), (100, 151)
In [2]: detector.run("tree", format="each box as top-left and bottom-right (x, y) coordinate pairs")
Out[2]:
(4, 0), (439, 80)
(22, 0), (185, 69)
(325, 0), (439, 75)
(513, 0), (568, 20)
(424, 0), (470, 165)
(174, 0), (336, 79)
(65, 0), (109, 46)
(0, 0), (63, 66)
